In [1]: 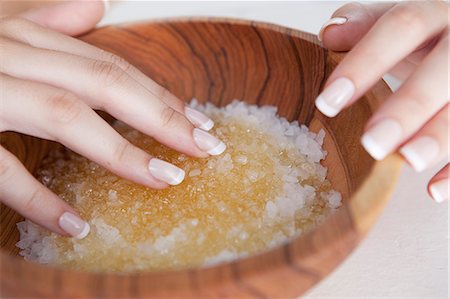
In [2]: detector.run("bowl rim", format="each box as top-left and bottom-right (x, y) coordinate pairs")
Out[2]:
(0, 17), (403, 296)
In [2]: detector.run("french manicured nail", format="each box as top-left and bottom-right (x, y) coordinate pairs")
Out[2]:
(148, 158), (185, 185)
(361, 119), (402, 160)
(59, 212), (90, 239)
(315, 77), (355, 117)
(430, 179), (449, 203)
(193, 128), (226, 155)
(185, 106), (214, 131)
(318, 17), (348, 42)
(400, 136), (440, 172)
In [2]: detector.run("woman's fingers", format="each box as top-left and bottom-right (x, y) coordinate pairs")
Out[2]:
(0, 17), (213, 126)
(1, 74), (187, 188)
(428, 164), (449, 203)
(0, 146), (90, 238)
(361, 36), (449, 161)
(18, 0), (106, 36)
(315, 1), (448, 117)
(319, 1), (437, 81)
(318, 2), (395, 50)
(0, 38), (223, 158)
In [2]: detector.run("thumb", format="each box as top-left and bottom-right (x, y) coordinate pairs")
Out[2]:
(319, 2), (395, 51)
(19, 0), (107, 36)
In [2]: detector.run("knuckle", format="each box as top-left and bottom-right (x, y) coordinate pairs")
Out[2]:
(389, 4), (426, 32)
(88, 59), (129, 87)
(46, 91), (83, 124)
(159, 106), (177, 129)
(24, 188), (45, 213)
(102, 52), (132, 73)
(158, 87), (169, 102)
(0, 153), (15, 185)
(0, 17), (35, 39)
(399, 90), (435, 116)
(112, 140), (132, 165)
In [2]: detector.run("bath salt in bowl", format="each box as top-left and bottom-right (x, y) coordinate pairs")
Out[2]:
(0, 19), (402, 298)
(16, 100), (342, 272)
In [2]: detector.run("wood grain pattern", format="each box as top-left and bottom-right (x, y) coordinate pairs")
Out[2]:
(0, 19), (403, 298)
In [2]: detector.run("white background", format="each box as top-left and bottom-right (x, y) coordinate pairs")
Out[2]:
(101, 1), (449, 298)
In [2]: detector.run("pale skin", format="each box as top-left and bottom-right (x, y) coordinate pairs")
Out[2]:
(0, 1), (448, 239)
(317, 1), (449, 203)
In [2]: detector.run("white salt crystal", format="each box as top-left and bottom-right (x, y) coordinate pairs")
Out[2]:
(217, 201), (227, 212)
(206, 160), (216, 169)
(282, 174), (298, 183)
(284, 126), (295, 136)
(153, 223), (189, 254)
(204, 250), (237, 266)
(265, 201), (278, 219)
(323, 191), (342, 208)
(246, 170), (259, 182)
(190, 219), (199, 227)
(239, 231), (249, 240)
(197, 233), (205, 244)
(235, 155), (248, 165)
(189, 169), (201, 177)
(315, 129), (326, 145)
(108, 190), (118, 202)
(91, 218), (123, 245)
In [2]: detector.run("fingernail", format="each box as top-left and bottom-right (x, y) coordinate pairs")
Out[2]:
(400, 136), (440, 172)
(315, 77), (355, 117)
(148, 158), (185, 185)
(102, 0), (110, 13)
(429, 179), (449, 203)
(59, 212), (90, 239)
(361, 119), (402, 160)
(193, 128), (226, 155)
(185, 106), (214, 131)
(318, 17), (348, 42)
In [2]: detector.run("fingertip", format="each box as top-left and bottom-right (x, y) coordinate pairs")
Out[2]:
(148, 158), (186, 186)
(58, 211), (91, 239)
(192, 128), (227, 157)
(320, 18), (369, 52)
(185, 106), (215, 131)
(319, 1), (393, 52)
(427, 164), (449, 203)
(207, 140), (227, 156)
(76, 222), (91, 239)
(20, 0), (105, 36)
(428, 180), (449, 203)
(318, 17), (348, 42)
(321, 25), (353, 52)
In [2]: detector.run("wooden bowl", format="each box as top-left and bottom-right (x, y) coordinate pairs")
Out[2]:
(0, 19), (402, 298)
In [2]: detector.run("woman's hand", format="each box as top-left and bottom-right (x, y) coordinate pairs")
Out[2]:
(316, 1), (449, 203)
(0, 1), (225, 238)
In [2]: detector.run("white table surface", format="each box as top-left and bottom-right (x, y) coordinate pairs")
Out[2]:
(100, 1), (449, 298)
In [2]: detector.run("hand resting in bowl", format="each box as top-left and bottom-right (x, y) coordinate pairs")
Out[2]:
(0, 1), (226, 239)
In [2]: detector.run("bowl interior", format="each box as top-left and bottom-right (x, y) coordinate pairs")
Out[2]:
(0, 19), (401, 298)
